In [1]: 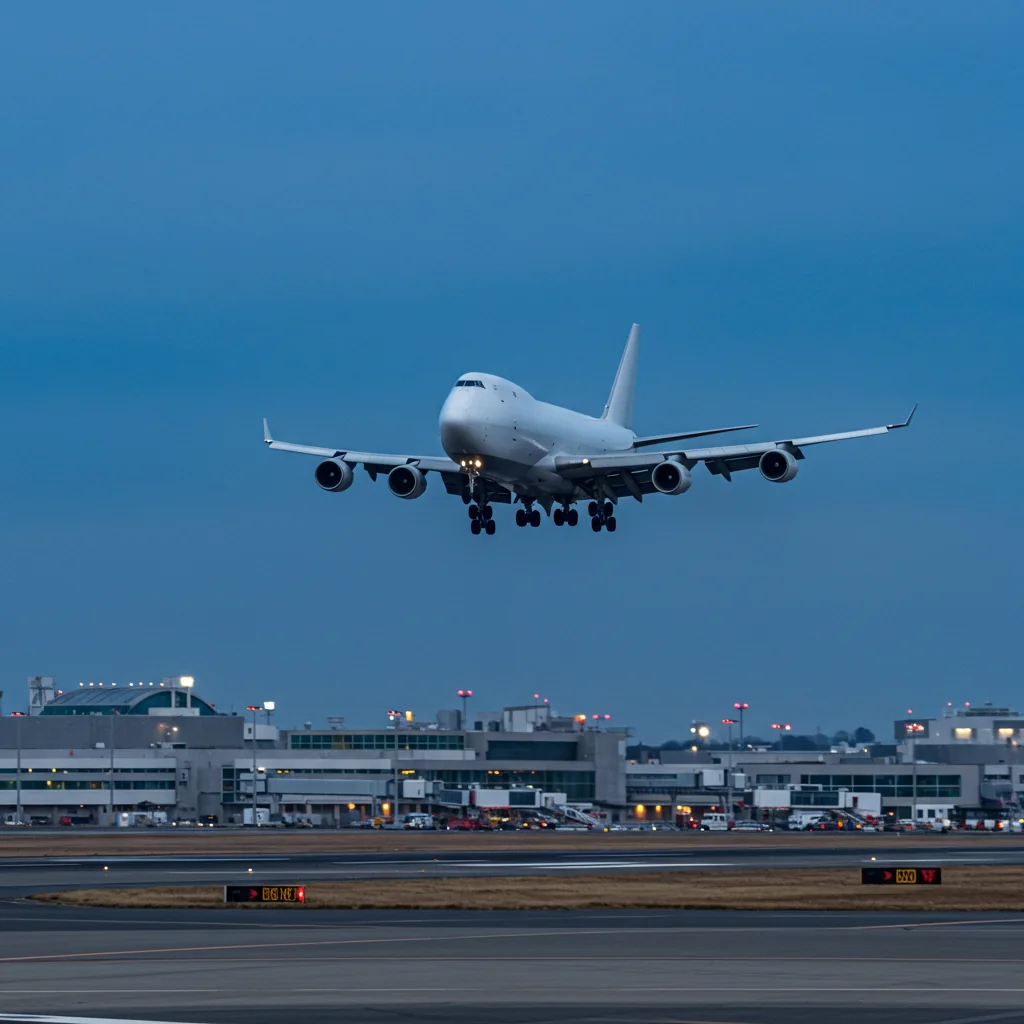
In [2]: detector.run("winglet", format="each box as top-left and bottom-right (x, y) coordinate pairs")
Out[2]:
(889, 403), (918, 430)
(263, 418), (273, 444)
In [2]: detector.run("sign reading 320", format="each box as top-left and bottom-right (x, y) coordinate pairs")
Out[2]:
(861, 867), (942, 885)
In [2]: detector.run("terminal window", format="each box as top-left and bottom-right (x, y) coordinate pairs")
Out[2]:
(290, 733), (464, 751)
(798, 773), (960, 798)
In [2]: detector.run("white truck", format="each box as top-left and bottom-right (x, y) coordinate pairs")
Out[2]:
(699, 813), (733, 831)
(787, 811), (828, 830)
(401, 813), (436, 829)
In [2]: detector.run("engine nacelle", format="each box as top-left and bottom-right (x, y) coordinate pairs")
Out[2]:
(314, 459), (354, 493)
(388, 464), (428, 499)
(651, 459), (692, 495)
(759, 449), (799, 483)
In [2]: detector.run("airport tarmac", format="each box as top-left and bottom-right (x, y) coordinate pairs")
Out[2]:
(3, 841), (1024, 898)
(1, 904), (1024, 1023)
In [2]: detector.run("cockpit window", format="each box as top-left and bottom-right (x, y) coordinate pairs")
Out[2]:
(454, 380), (465, 387)
(456, 379), (484, 388)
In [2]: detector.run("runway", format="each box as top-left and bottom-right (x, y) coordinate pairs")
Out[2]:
(4, 843), (1024, 1022)
(3, 841), (1024, 898)
(1, 903), (1024, 1023)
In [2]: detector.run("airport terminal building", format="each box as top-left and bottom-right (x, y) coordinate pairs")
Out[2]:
(1, 679), (1022, 827)
(0, 683), (627, 825)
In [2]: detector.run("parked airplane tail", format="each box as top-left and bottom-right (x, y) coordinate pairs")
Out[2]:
(602, 323), (640, 428)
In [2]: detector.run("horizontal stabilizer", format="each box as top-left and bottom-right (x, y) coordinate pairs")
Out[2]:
(633, 424), (759, 449)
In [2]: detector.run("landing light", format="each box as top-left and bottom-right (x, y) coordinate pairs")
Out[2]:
(474, 459), (482, 468)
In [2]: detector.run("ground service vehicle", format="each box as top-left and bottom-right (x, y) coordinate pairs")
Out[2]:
(787, 812), (828, 830)
(699, 813), (733, 831)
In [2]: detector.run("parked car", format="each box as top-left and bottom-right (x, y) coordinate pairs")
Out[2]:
(731, 820), (773, 832)
(806, 819), (839, 831)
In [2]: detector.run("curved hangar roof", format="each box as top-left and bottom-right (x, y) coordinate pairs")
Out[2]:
(41, 687), (217, 716)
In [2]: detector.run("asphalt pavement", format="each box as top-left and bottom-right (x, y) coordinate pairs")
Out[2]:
(2, 841), (1024, 898)
(1, 904), (1024, 1023)
(4, 842), (1024, 1023)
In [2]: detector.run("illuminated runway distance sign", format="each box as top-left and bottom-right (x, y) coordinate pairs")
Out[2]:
(224, 885), (306, 902)
(861, 867), (941, 885)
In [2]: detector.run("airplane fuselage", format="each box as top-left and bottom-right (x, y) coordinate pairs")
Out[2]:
(439, 372), (634, 499)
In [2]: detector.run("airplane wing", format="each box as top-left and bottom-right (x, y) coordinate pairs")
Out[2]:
(554, 405), (917, 502)
(263, 419), (461, 476)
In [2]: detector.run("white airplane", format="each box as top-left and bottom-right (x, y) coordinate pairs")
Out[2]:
(264, 324), (915, 535)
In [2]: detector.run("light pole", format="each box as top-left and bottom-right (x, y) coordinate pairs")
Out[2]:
(387, 710), (402, 824)
(246, 705), (265, 825)
(733, 703), (749, 752)
(457, 690), (472, 730)
(263, 700), (276, 726)
(771, 723), (792, 748)
(14, 712), (22, 824)
(109, 713), (116, 824)
(180, 676), (194, 712)
(722, 718), (738, 821)
(903, 712), (924, 827)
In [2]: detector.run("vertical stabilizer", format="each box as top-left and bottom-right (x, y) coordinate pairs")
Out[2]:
(602, 323), (640, 428)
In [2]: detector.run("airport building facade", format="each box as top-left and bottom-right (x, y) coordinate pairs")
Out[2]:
(0, 686), (627, 825)
(1, 679), (1022, 827)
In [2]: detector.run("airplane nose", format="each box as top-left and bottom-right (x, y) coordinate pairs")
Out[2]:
(440, 399), (482, 457)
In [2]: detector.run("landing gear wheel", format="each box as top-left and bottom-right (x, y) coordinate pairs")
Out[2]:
(591, 517), (602, 532)
(553, 509), (564, 526)
(604, 501), (614, 518)
(530, 510), (541, 528)
(515, 509), (527, 528)
(484, 519), (496, 535)
(567, 508), (579, 527)
(606, 516), (617, 532)
(468, 504), (479, 520)
(588, 501), (598, 517)
(471, 519), (482, 535)
(482, 505), (493, 521)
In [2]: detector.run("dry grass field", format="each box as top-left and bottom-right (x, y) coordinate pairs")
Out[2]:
(31, 865), (1024, 912)
(3, 828), (1022, 859)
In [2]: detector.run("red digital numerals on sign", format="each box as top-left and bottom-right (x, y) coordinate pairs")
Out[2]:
(224, 885), (306, 902)
(861, 867), (941, 885)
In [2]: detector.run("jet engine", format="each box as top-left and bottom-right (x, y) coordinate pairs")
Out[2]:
(650, 459), (692, 495)
(314, 459), (354, 493)
(388, 465), (428, 499)
(759, 449), (799, 483)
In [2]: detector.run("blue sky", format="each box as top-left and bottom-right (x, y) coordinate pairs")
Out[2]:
(1, 2), (1021, 743)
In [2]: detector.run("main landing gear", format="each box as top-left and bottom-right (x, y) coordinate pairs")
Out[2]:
(515, 508), (542, 528)
(552, 507), (579, 527)
(468, 503), (496, 536)
(588, 500), (617, 532)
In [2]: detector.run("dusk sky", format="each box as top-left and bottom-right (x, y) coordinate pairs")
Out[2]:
(1, 3), (1021, 744)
